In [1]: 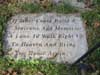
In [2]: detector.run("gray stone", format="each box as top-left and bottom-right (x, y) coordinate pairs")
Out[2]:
(4, 13), (88, 64)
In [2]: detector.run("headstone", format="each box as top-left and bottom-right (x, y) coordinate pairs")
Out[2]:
(3, 13), (88, 64)
(54, 0), (86, 8)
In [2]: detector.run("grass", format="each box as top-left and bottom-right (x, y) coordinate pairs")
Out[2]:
(0, 57), (78, 75)
(18, 3), (78, 13)
(80, 1), (100, 71)
(0, 1), (100, 75)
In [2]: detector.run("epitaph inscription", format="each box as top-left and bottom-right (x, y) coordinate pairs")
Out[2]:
(4, 13), (88, 64)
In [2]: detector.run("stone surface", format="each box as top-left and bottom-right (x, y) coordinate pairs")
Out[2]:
(4, 13), (88, 64)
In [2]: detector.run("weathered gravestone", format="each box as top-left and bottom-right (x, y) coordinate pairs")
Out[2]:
(3, 13), (88, 64)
